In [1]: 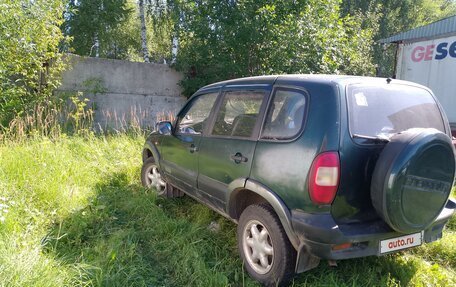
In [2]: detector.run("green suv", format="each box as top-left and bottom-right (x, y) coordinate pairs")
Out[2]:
(141, 75), (456, 286)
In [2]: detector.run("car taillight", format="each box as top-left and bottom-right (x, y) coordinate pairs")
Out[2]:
(309, 151), (340, 205)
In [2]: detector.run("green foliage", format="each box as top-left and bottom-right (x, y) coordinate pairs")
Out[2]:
(0, 92), (97, 142)
(64, 0), (174, 62)
(342, 0), (456, 36)
(0, 0), (66, 126)
(412, 231), (456, 269)
(65, 0), (135, 58)
(0, 135), (144, 286)
(145, 0), (175, 63)
(0, 135), (246, 286)
(62, 0), (456, 95)
(341, 0), (456, 76)
(0, 134), (455, 286)
(173, 0), (377, 96)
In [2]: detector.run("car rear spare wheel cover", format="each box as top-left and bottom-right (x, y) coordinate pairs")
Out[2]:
(371, 128), (455, 233)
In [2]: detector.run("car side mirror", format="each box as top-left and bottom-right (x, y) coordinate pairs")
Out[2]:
(156, 121), (172, 135)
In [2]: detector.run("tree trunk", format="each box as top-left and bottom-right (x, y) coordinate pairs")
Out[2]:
(95, 33), (100, 58)
(139, 0), (150, 63)
(171, 36), (178, 64)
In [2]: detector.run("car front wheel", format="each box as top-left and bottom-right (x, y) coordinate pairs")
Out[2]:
(237, 204), (296, 286)
(141, 157), (183, 198)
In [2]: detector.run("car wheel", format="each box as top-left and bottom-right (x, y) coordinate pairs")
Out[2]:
(141, 157), (183, 198)
(237, 204), (296, 286)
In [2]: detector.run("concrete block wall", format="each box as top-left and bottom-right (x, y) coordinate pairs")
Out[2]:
(58, 54), (187, 130)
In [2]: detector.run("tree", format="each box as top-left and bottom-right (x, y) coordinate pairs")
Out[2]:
(139, 0), (150, 62)
(65, 0), (173, 63)
(0, 0), (66, 126)
(173, 0), (377, 96)
(64, 0), (134, 59)
(146, 0), (175, 63)
(341, 0), (456, 76)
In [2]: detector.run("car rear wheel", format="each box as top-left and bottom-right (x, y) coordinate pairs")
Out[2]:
(141, 157), (183, 198)
(237, 204), (296, 286)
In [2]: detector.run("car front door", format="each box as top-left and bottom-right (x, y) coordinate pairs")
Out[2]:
(160, 91), (219, 194)
(197, 87), (270, 210)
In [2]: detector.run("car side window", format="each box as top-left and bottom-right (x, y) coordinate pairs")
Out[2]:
(211, 90), (266, 138)
(175, 92), (218, 135)
(261, 88), (306, 140)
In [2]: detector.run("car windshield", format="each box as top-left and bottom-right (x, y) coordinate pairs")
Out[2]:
(347, 83), (445, 139)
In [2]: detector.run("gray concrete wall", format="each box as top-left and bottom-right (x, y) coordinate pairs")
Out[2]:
(58, 54), (186, 130)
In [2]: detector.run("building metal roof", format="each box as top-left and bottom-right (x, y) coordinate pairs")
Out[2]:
(379, 15), (456, 43)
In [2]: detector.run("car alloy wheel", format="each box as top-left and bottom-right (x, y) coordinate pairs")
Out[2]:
(242, 219), (275, 274)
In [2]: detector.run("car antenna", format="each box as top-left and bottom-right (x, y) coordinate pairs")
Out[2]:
(386, 78), (392, 84)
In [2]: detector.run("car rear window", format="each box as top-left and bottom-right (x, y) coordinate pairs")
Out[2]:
(347, 84), (445, 140)
(261, 88), (306, 140)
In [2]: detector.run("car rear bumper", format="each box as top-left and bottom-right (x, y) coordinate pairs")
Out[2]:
(291, 198), (455, 273)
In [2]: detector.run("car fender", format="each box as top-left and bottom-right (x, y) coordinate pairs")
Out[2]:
(226, 178), (300, 250)
(142, 140), (161, 163)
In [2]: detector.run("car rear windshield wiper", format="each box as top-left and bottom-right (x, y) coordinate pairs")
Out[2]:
(352, 134), (391, 143)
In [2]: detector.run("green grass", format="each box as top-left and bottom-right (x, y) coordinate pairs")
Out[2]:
(0, 135), (455, 286)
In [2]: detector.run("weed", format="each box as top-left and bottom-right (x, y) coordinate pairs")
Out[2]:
(0, 95), (94, 142)
(0, 135), (455, 286)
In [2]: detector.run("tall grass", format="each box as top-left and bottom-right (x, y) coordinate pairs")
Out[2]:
(99, 107), (175, 134)
(0, 103), (454, 286)
(0, 94), (166, 142)
(1, 134), (455, 286)
(0, 134), (249, 286)
(0, 96), (95, 142)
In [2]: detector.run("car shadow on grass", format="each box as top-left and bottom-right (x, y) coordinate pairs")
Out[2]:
(42, 172), (418, 287)
(42, 172), (255, 287)
(292, 254), (417, 286)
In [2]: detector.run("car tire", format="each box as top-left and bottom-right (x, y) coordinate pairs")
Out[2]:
(237, 204), (296, 286)
(141, 157), (184, 198)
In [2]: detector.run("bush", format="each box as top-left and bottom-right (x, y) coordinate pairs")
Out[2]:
(174, 0), (377, 96)
(0, 0), (66, 126)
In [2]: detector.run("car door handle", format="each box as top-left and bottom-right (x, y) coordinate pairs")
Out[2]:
(188, 144), (199, 153)
(230, 152), (248, 164)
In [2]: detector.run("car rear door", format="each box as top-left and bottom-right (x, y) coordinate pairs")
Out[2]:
(197, 86), (271, 210)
